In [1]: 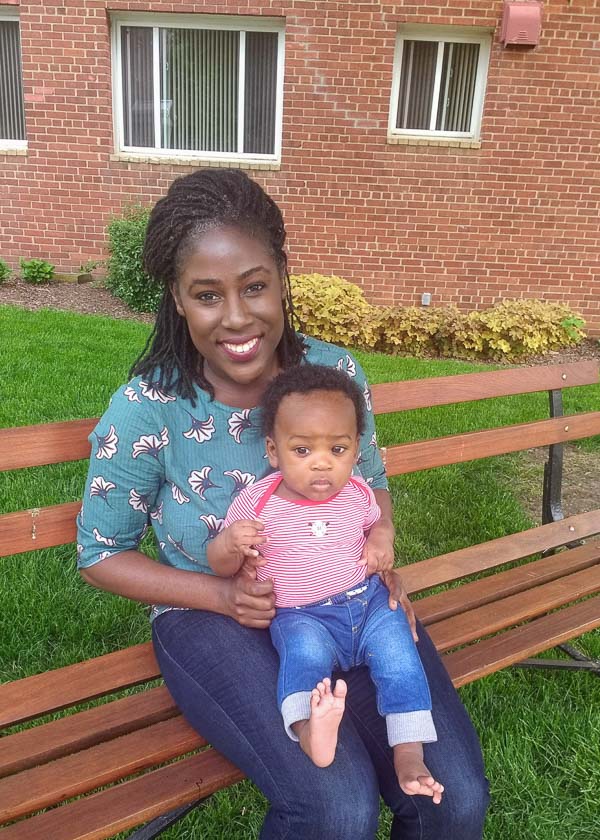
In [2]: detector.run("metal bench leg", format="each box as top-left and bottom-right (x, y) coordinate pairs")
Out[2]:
(513, 643), (600, 677)
(127, 798), (209, 839)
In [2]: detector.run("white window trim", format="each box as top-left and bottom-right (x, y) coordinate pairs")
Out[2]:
(0, 9), (27, 150)
(110, 12), (285, 164)
(388, 25), (492, 143)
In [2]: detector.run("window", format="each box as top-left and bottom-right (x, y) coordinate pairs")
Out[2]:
(0, 12), (26, 147)
(112, 14), (284, 161)
(389, 27), (491, 142)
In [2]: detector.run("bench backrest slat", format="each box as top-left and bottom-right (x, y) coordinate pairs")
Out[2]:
(384, 411), (600, 476)
(371, 360), (598, 413)
(0, 418), (97, 471)
(0, 502), (80, 558)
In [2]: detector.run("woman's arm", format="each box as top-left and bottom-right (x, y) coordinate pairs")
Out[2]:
(80, 550), (276, 629)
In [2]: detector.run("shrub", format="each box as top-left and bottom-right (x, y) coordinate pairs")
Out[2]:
(377, 299), (585, 360)
(106, 207), (162, 313)
(290, 273), (380, 348)
(0, 259), (11, 284)
(20, 258), (55, 284)
(471, 299), (586, 360)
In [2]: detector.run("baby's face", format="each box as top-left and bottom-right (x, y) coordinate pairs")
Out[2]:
(266, 390), (360, 503)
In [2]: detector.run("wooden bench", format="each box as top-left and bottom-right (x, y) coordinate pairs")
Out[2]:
(1, 359), (600, 839)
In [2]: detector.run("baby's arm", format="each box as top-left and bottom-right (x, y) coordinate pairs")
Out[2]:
(207, 519), (267, 577)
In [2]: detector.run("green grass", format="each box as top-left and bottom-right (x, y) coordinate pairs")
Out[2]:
(1, 305), (599, 839)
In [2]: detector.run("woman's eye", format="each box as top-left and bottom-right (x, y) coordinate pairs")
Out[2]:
(245, 282), (266, 295)
(197, 292), (220, 303)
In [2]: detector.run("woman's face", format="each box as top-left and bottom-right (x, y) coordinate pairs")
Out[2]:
(171, 225), (286, 407)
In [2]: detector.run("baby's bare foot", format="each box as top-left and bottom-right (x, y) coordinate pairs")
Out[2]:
(296, 677), (347, 767)
(393, 742), (444, 804)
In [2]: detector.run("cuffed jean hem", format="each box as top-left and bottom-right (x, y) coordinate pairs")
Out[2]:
(281, 691), (313, 741)
(386, 710), (437, 747)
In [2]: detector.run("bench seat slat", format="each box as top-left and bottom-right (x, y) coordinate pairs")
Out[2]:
(0, 750), (244, 840)
(0, 717), (202, 823)
(415, 540), (600, 624)
(0, 643), (159, 729)
(0, 502), (80, 557)
(371, 361), (599, 414)
(384, 411), (600, 476)
(0, 418), (97, 471)
(427, 564), (600, 653)
(401, 509), (600, 594)
(445, 595), (600, 688)
(0, 686), (178, 779)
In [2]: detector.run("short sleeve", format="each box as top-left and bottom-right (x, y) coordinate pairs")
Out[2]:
(77, 384), (165, 569)
(224, 486), (258, 527)
(350, 476), (381, 530)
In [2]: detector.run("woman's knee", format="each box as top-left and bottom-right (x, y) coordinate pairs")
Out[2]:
(280, 771), (379, 839)
(448, 768), (490, 833)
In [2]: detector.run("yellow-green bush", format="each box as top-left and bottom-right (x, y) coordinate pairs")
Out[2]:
(471, 299), (585, 360)
(290, 273), (585, 361)
(290, 273), (380, 348)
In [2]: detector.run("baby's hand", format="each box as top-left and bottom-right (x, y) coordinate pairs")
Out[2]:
(224, 519), (267, 567)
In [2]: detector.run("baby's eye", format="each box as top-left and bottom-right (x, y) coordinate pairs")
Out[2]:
(332, 446), (347, 455)
(294, 447), (310, 456)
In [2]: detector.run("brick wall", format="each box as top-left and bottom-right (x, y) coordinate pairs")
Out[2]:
(1, 1), (599, 332)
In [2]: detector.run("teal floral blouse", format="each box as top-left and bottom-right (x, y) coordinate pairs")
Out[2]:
(76, 336), (388, 618)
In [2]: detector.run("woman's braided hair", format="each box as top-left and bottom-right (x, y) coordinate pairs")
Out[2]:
(130, 168), (305, 402)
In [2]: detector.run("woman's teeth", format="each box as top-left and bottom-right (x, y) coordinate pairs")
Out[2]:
(223, 338), (259, 354)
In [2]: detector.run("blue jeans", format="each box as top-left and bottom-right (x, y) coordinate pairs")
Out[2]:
(270, 576), (436, 746)
(153, 608), (489, 839)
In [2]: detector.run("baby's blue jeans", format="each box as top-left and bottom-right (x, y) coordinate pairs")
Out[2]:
(269, 574), (437, 746)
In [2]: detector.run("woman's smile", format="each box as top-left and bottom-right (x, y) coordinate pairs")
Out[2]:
(219, 336), (262, 360)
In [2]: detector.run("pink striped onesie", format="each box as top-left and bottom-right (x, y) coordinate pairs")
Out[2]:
(224, 471), (381, 607)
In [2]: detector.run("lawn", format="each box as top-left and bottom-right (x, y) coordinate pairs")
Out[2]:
(1, 304), (599, 840)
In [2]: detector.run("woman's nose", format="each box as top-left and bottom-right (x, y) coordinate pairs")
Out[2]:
(221, 295), (252, 330)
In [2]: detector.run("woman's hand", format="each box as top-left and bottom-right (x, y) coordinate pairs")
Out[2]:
(359, 528), (395, 575)
(379, 569), (418, 642)
(222, 564), (276, 629)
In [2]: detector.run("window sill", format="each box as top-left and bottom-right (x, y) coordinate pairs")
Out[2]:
(387, 135), (481, 149)
(110, 152), (281, 170)
(0, 146), (27, 156)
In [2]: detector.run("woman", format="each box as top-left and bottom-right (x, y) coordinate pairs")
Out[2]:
(77, 168), (489, 839)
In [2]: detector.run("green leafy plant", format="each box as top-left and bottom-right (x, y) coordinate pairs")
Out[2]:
(106, 207), (162, 313)
(19, 258), (55, 285)
(78, 259), (103, 275)
(560, 315), (586, 342)
(0, 259), (11, 284)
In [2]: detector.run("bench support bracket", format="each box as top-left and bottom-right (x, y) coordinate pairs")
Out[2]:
(513, 643), (600, 677)
(127, 798), (208, 839)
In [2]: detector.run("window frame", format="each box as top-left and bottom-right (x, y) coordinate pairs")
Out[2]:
(0, 8), (27, 150)
(388, 25), (492, 143)
(110, 12), (285, 163)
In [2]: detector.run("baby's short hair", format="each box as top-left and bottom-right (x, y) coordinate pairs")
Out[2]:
(260, 364), (366, 437)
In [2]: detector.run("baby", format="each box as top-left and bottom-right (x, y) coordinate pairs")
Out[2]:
(207, 364), (443, 802)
